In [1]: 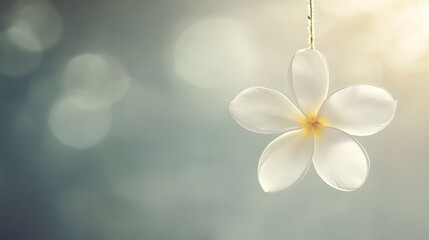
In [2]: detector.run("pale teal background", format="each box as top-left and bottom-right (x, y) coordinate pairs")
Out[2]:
(0, 0), (427, 239)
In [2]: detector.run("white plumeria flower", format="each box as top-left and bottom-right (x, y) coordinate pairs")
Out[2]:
(230, 49), (397, 192)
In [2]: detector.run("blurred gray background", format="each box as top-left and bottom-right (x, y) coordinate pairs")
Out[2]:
(0, 0), (427, 239)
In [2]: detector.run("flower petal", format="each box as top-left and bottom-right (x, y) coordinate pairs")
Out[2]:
(230, 87), (304, 134)
(317, 84), (397, 136)
(258, 129), (313, 192)
(288, 49), (329, 116)
(313, 127), (369, 191)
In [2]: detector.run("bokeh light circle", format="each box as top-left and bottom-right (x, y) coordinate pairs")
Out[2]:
(6, 0), (63, 52)
(63, 54), (130, 108)
(49, 92), (112, 149)
(174, 18), (258, 89)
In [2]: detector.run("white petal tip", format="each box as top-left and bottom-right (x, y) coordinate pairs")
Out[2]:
(262, 189), (277, 193)
(259, 184), (281, 193)
(329, 182), (366, 192)
(260, 186), (270, 193)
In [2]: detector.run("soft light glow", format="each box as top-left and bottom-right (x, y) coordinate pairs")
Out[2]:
(49, 92), (112, 149)
(5, 0), (63, 52)
(63, 54), (130, 108)
(5, 26), (42, 52)
(373, 1), (429, 70)
(174, 18), (258, 89)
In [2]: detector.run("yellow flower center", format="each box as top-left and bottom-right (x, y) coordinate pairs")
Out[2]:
(301, 115), (326, 136)
(305, 116), (321, 129)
